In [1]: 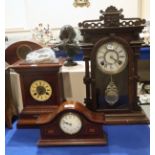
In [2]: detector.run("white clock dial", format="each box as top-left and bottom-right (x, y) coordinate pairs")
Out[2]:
(59, 112), (82, 135)
(96, 41), (128, 74)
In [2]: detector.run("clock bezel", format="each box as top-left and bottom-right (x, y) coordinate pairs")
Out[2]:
(95, 40), (128, 75)
(92, 36), (131, 75)
(91, 35), (134, 112)
(59, 112), (82, 135)
(29, 79), (52, 102)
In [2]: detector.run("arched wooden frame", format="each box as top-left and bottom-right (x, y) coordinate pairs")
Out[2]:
(5, 41), (43, 65)
(90, 35), (135, 111)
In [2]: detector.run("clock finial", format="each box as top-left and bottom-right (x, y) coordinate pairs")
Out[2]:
(79, 6), (146, 29)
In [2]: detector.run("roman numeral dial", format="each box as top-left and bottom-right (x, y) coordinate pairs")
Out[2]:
(30, 80), (52, 102)
(96, 41), (128, 74)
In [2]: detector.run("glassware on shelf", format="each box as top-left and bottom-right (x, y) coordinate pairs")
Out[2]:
(32, 23), (55, 46)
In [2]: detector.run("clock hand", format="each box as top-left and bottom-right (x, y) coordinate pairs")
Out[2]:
(110, 56), (122, 65)
(63, 121), (72, 126)
(110, 55), (116, 61)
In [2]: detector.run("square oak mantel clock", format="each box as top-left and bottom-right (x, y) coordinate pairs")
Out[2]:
(78, 6), (149, 124)
(10, 61), (64, 128)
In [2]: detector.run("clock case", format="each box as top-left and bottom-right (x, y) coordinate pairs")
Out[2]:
(78, 6), (149, 124)
(8, 41), (64, 128)
(36, 101), (107, 146)
(11, 62), (64, 128)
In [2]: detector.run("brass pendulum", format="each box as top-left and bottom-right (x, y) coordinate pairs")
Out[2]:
(105, 75), (119, 106)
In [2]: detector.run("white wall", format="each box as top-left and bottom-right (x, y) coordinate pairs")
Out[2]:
(6, 0), (144, 30)
(5, 0), (150, 43)
(5, 0), (27, 29)
(25, 0), (141, 28)
(140, 0), (150, 20)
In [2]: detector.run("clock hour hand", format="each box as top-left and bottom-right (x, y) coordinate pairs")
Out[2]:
(63, 121), (72, 126)
(110, 56), (122, 65)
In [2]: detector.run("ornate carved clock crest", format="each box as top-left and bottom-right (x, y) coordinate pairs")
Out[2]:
(78, 6), (149, 124)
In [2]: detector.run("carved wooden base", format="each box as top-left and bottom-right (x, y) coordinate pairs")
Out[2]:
(104, 110), (149, 124)
(17, 106), (58, 128)
(38, 137), (107, 146)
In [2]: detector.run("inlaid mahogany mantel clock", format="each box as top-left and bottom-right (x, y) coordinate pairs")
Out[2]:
(78, 6), (149, 124)
(36, 101), (107, 146)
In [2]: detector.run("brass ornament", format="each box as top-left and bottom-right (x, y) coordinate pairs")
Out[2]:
(105, 76), (119, 106)
(73, 0), (90, 8)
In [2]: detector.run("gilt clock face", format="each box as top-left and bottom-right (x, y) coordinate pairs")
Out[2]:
(59, 112), (82, 135)
(30, 80), (52, 102)
(96, 41), (128, 74)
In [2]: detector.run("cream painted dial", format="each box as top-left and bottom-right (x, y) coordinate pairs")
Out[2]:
(96, 41), (128, 74)
(30, 80), (52, 102)
(59, 112), (82, 135)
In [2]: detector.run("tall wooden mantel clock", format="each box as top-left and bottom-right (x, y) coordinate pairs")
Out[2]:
(78, 6), (149, 124)
(10, 61), (64, 128)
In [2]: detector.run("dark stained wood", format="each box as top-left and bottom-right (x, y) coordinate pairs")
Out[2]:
(37, 101), (107, 146)
(38, 138), (107, 146)
(16, 106), (58, 128)
(104, 111), (149, 124)
(78, 6), (149, 124)
(10, 59), (63, 67)
(79, 6), (145, 29)
(10, 60), (65, 128)
(91, 36), (135, 111)
(5, 41), (42, 128)
(37, 100), (105, 124)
